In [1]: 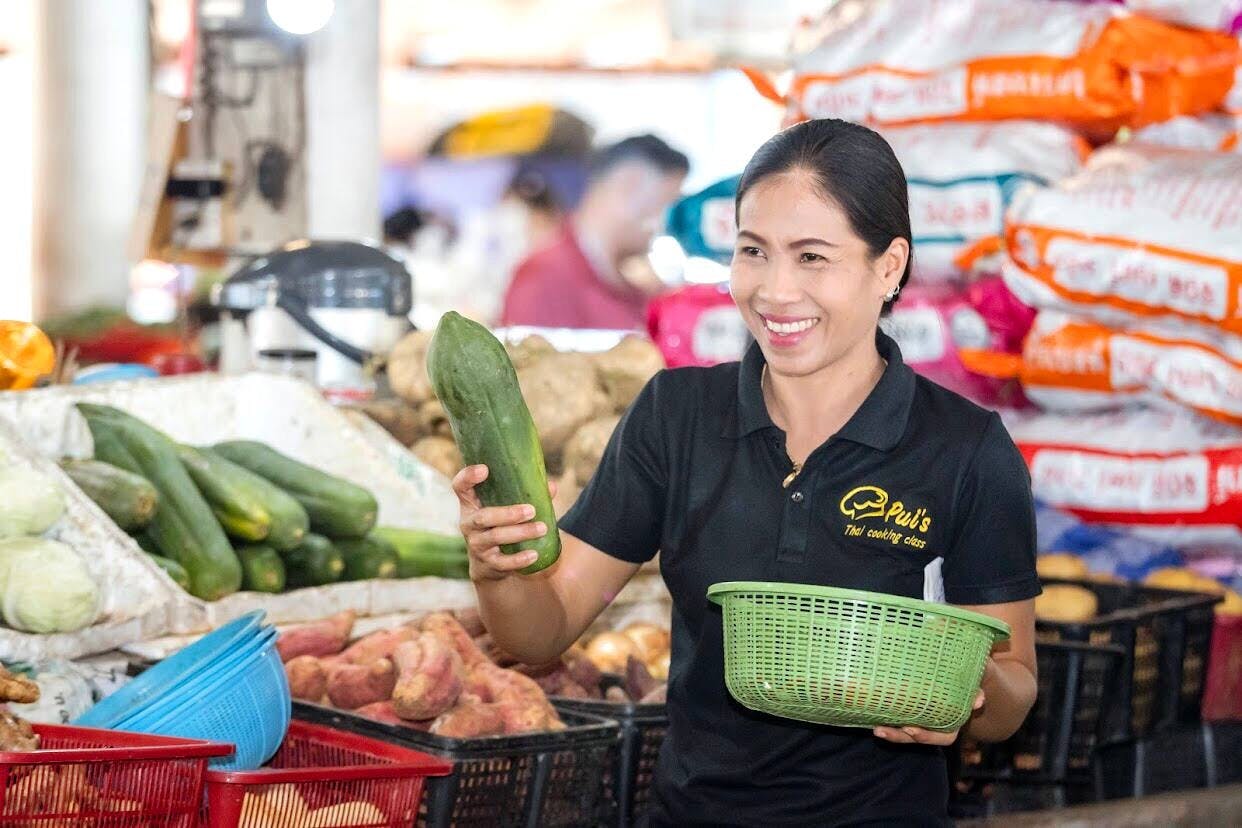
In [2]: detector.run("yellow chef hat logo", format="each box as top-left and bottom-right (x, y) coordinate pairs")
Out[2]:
(839, 485), (889, 521)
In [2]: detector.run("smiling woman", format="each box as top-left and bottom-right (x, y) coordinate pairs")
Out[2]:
(452, 118), (1039, 828)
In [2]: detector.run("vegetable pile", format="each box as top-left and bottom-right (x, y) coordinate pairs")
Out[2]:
(279, 609), (566, 738)
(1034, 554), (1242, 622)
(385, 324), (665, 516)
(69, 404), (468, 602)
(0, 457), (99, 635)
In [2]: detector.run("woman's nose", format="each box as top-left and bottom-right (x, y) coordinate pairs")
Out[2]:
(756, 256), (802, 304)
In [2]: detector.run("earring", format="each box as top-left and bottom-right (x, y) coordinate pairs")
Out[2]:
(884, 285), (901, 302)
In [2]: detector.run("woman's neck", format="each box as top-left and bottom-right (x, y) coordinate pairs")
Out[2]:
(763, 335), (886, 464)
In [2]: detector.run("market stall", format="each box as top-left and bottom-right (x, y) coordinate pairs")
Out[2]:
(3, 0), (1242, 826)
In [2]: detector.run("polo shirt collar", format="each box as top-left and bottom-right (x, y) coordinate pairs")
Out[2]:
(724, 330), (916, 452)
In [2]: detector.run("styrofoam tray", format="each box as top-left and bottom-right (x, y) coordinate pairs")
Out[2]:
(0, 418), (180, 661)
(0, 373), (464, 633)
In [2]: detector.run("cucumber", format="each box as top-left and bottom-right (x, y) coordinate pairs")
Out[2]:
(60, 458), (158, 531)
(372, 526), (469, 579)
(147, 553), (191, 591)
(236, 544), (286, 593)
(427, 311), (560, 573)
(283, 533), (346, 589)
(132, 530), (161, 556)
(211, 441), (377, 539)
(336, 534), (399, 581)
(177, 444), (271, 542)
(78, 404), (242, 601)
(176, 445), (310, 550)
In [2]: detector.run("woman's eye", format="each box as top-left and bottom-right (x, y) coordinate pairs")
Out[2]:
(740, 246), (764, 258)
(800, 252), (826, 264)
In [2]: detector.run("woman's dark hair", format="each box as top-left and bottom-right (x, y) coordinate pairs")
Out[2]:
(735, 119), (912, 311)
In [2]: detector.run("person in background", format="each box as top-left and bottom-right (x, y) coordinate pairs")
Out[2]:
(500, 134), (689, 330)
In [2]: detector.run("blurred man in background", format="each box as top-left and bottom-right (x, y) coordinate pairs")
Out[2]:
(500, 134), (689, 330)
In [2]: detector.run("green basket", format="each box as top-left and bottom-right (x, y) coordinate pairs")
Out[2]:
(707, 581), (1010, 732)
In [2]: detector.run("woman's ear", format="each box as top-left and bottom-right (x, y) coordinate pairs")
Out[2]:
(876, 237), (910, 297)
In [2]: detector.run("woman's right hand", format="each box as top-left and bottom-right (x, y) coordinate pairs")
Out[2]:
(453, 464), (554, 582)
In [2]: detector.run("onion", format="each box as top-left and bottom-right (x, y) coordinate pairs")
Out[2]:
(585, 632), (637, 673)
(623, 623), (669, 662)
(648, 650), (670, 681)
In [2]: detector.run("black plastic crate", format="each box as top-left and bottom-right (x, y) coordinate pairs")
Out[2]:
(294, 701), (620, 828)
(949, 640), (1123, 818)
(1094, 720), (1242, 800)
(1037, 578), (1220, 742)
(552, 695), (667, 827)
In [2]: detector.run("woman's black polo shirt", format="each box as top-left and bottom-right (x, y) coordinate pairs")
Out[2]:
(560, 331), (1040, 827)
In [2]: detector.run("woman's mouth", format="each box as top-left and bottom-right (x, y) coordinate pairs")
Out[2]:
(760, 314), (820, 347)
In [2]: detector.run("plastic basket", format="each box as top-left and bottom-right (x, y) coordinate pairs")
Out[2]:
(204, 719), (452, 827)
(950, 640), (1125, 818)
(0, 724), (231, 826)
(1094, 719), (1242, 801)
(293, 702), (620, 828)
(1037, 578), (1221, 742)
(706, 582), (1010, 730)
(551, 692), (667, 827)
(1201, 613), (1242, 722)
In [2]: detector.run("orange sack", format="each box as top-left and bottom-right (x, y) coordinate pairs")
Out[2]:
(771, 0), (1238, 133)
(1020, 312), (1242, 426)
(1002, 144), (1242, 350)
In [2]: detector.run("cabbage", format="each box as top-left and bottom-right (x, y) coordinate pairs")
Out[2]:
(0, 537), (99, 633)
(0, 465), (65, 538)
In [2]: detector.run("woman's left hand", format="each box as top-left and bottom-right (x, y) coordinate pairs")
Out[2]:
(872, 687), (985, 747)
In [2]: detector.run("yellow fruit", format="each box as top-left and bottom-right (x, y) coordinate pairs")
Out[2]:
(1035, 585), (1099, 623)
(1144, 567), (1203, 591)
(1037, 553), (1089, 580)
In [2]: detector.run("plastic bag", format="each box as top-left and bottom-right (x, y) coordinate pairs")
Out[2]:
(1125, 0), (1242, 32)
(1132, 113), (1242, 153)
(1020, 312), (1242, 425)
(777, 0), (1237, 133)
(879, 281), (1028, 407)
(646, 283), (750, 368)
(1002, 408), (1242, 546)
(664, 175), (740, 264)
(1002, 144), (1242, 353)
(880, 122), (1086, 279)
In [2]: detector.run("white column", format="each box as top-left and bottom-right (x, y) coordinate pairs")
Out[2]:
(33, 0), (148, 318)
(303, 0), (381, 241)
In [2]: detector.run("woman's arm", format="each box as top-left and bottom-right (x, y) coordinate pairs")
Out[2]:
(455, 464), (641, 664)
(959, 598), (1038, 742)
(873, 597), (1037, 747)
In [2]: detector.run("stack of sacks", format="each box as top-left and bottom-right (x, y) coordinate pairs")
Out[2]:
(1003, 144), (1242, 426)
(1124, 2), (1242, 150)
(1003, 408), (1242, 548)
(771, 0), (1237, 136)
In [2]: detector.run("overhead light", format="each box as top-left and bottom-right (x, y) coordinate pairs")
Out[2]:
(265, 0), (334, 35)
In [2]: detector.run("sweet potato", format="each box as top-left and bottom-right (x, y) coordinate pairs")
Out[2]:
(387, 330), (435, 405)
(624, 656), (660, 703)
(277, 611), (356, 663)
(285, 655), (328, 702)
(452, 606), (486, 638)
(339, 626), (417, 664)
(563, 649), (602, 695)
(430, 696), (507, 738)
(326, 659), (397, 710)
(468, 662), (563, 732)
(354, 701), (433, 732)
(391, 633), (464, 720)
(421, 612), (488, 668)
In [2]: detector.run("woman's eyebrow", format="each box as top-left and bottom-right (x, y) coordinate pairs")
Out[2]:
(790, 238), (839, 249)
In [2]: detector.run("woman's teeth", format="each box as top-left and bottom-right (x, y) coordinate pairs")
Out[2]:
(764, 318), (819, 335)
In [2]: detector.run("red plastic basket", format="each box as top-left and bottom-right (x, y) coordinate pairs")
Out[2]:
(0, 723), (232, 826)
(204, 719), (452, 828)
(1202, 614), (1242, 722)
